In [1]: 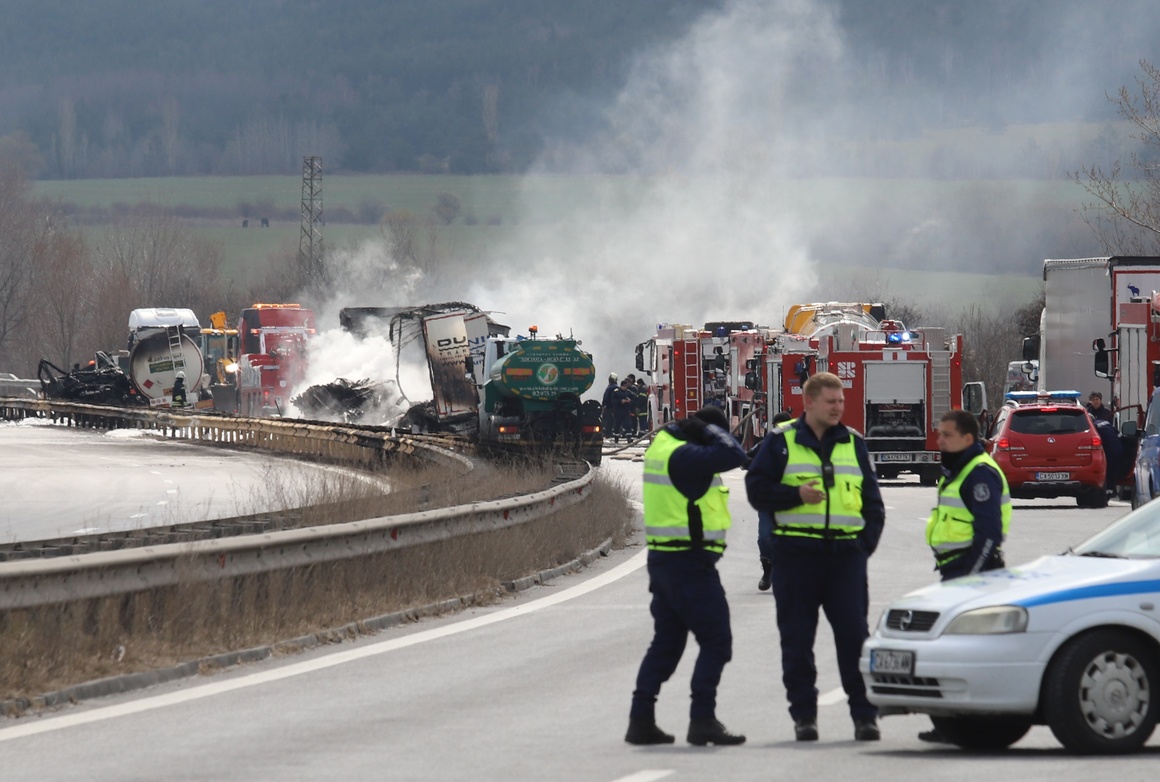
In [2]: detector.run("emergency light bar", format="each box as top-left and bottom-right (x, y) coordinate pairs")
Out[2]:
(1004, 390), (1082, 404)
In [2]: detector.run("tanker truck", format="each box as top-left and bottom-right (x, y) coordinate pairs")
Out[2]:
(125, 308), (206, 406)
(478, 328), (603, 463)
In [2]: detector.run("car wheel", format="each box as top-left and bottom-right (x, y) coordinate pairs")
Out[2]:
(1043, 629), (1159, 754)
(929, 715), (1032, 750)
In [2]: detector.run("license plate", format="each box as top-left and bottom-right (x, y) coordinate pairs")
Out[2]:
(1036, 471), (1070, 481)
(876, 453), (911, 462)
(870, 649), (915, 675)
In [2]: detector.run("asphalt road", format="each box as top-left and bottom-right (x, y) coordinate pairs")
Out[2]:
(3, 448), (1159, 780)
(0, 418), (383, 543)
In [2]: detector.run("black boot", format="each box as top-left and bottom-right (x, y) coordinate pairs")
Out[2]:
(625, 718), (675, 745)
(757, 557), (772, 591)
(687, 717), (746, 746)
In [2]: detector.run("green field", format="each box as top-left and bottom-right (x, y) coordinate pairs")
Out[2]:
(35, 174), (1066, 307)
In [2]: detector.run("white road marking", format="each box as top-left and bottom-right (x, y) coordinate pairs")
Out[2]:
(0, 548), (650, 742)
(818, 687), (846, 706)
(610, 771), (674, 782)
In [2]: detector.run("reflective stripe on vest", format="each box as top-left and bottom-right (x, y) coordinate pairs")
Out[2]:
(925, 452), (1011, 564)
(642, 429), (731, 553)
(775, 428), (865, 540)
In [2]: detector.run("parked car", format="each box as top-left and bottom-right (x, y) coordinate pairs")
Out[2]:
(861, 501), (1160, 754)
(1132, 387), (1160, 509)
(988, 391), (1107, 508)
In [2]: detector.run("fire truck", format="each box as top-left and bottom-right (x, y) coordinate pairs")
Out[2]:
(235, 303), (316, 417)
(635, 320), (776, 447)
(758, 303), (981, 484)
(1026, 256), (1160, 430)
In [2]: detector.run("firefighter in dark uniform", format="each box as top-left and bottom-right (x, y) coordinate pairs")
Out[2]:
(633, 378), (651, 436)
(601, 373), (618, 436)
(171, 371), (188, 407)
(745, 372), (885, 742)
(626, 406), (748, 747)
(919, 408), (1010, 743)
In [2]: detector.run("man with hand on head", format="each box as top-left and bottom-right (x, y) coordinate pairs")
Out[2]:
(626, 406), (748, 748)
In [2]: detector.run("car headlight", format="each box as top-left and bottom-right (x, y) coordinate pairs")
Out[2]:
(943, 606), (1027, 635)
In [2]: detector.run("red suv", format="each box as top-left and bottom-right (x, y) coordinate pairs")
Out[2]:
(987, 391), (1107, 508)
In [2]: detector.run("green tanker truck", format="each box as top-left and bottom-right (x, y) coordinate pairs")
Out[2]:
(479, 329), (603, 464)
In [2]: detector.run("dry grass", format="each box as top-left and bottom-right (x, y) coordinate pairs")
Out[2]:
(0, 462), (635, 707)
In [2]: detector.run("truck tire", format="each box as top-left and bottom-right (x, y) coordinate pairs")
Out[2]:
(1043, 629), (1158, 754)
(919, 465), (941, 486)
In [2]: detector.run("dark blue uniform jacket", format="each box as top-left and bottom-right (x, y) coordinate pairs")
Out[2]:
(744, 417), (885, 556)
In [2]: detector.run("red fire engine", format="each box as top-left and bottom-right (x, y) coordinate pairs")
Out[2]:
(236, 303), (316, 417)
(759, 303), (979, 484)
(635, 320), (776, 448)
(637, 303), (983, 482)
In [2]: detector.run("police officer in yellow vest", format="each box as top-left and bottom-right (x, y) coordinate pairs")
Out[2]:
(918, 408), (1010, 743)
(626, 405), (748, 747)
(745, 372), (886, 743)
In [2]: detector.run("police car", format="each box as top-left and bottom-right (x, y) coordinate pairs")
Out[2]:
(860, 501), (1160, 754)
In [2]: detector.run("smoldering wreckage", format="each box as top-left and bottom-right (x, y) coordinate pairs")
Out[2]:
(36, 302), (606, 463)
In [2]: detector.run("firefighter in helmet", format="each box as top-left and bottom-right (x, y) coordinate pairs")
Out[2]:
(172, 371), (188, 407)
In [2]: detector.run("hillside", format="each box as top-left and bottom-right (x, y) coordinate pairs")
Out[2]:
(0, 0), (1156, 178)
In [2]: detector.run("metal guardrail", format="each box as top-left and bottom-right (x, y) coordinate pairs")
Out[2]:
(0, 398), (594, 612)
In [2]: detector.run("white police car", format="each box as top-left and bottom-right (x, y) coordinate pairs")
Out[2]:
(860, 503), (1160, 754)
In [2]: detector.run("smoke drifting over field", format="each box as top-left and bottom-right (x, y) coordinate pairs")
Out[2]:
(459, 0), (1159, 382)
(307, 0), (1160, 401)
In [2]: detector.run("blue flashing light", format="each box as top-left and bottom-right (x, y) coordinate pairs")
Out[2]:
(886, 332), (903, 343)
(1004, 390), (1082, 405)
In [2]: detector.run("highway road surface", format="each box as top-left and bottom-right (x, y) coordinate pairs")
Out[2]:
(3, 438), (1159, 780)
(0, 417), (383, 544)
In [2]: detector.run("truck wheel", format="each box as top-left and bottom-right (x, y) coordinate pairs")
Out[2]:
(1044, 629), (1158, 754)
(929, 715), (1032, 750)
(919, 466), (940, 487)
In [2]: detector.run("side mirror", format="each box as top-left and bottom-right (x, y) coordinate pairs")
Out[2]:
(635, 343), (645, 372)
(1021, 334), (1040, 362)
(1122, 420), (1139, 438)
(1094, 346), (1110, 379)
(744, 371), (758, 390)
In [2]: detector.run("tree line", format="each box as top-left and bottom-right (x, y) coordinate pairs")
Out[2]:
(0, 0), (1154, 179)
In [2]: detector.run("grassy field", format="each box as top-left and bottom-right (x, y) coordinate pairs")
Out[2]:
(34, 173), (1066, 305)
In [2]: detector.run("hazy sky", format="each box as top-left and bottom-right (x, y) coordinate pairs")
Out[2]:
(302, 0), (1160, 409)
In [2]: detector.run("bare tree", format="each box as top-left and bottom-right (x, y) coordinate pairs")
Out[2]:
(954, 304), (1025, 404)
(0, 163), (37, 371)
(31, 219), (91, 368)
(89, 212), (225, 348)
(1073, 59), (1160, 254)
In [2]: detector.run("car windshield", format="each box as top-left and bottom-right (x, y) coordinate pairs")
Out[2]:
(1009, 409), (1089, 436)
(1073, 501), (1160, 558)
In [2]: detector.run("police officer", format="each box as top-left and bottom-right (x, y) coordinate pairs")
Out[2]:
(919, 408), (1010, 742)
(745, 372), (885, 742)
(626, 406), (747, 747)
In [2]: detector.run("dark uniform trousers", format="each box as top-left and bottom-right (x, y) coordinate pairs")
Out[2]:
(631, 550), (732, 721)
(771, 542), (876, 721)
